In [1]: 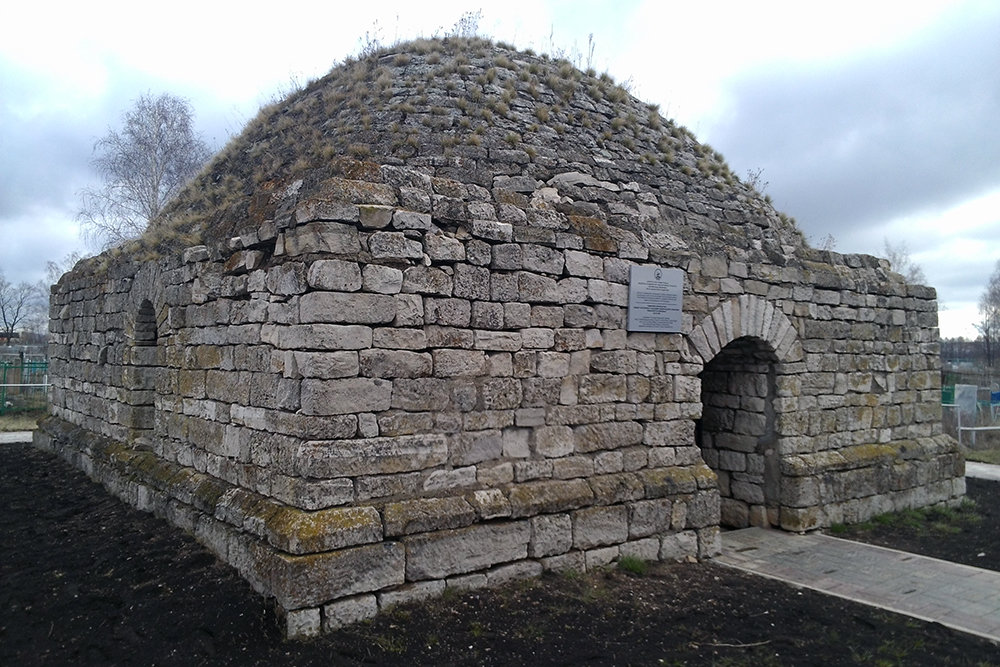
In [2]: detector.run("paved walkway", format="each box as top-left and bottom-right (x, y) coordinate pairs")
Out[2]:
(0, 431), (33, 444)
(718, 527), (1000, 642)
(967, 461), (1000, 481)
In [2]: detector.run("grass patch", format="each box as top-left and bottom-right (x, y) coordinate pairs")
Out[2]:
(616, 556), (649, 576)
(964, 448), (1000, 465)
(836, 499), (981, 538)
(0, 410), (44, 432)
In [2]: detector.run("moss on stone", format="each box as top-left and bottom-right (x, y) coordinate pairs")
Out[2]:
(264, 505), (382, 555)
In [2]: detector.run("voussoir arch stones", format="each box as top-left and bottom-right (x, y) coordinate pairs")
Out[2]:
(688, 295), (804, 365)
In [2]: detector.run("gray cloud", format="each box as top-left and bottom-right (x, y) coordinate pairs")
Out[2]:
(705, 10), (1000, 246)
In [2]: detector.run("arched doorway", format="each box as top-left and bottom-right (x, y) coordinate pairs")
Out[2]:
(687, 295), (805, 530)
(126, 298), (159, 443)
(697, 336), (780, 528)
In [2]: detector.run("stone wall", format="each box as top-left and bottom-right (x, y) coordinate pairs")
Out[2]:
(39, 158), (963, 638)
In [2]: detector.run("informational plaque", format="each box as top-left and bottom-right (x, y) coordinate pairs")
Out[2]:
(627, 266), (683, 332)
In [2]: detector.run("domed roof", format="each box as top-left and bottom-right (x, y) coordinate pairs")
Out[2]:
(147, 36), (804, 261)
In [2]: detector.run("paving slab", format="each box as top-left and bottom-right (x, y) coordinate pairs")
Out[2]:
(0, 431), (33, 444)
(966, 461), (1000, 482)
(717, 527), (1000, 643)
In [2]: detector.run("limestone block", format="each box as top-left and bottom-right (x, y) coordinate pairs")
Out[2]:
(300, 378), (391, 415)
(518, 272), (560, 303)
(296, 435), (448, 477)
(521, 327), (555, 349)
(269, 475), (354, 511)
(355, 472), (423, 502)
(628, 498), (673, 538)
(299, 292), (397, 325)
(306, 259), (362, 292)
(475, 329), (523, 352)
(508, 478), (594, 517)
(636, 467), (698, 497)
(357, 205), (394, 229)
(404, 521), (530, 580)
(564, 249), (604, 278)
(383, 497), (477, 537)
(393, 210), (432, 230)
(373, 328), (427, 350)
(535, 425), (574, 458)
(402, 266), (453, 296)
(359, 349), (432, 378)
(554, 329), (586, 351)
(698, 526), (722, 558)
(528, 514), (572, 558)
(491, 243), (523, 270)
(369, 232), (423, 260)
(594, 451), (624, 474)
(481, 378), (522, 409)
(477, 462), (514, 486)
(590, 350), (636, 374)
(781, 476), (821, 507)
(362, 264), (404, 294)
(501, 427), (530, 457)
(619, 537), (661, 562)
(283, 608), (321, 639)
(283, 221), (360, 256)
(270, 542), (404, 608)
(425, 298), (472, 326)
(379, 580), (447, 609)
(323, 594), (378, 632)
(446, 573), (488, 592)
(588, 472), (645, 505)
(536, 352), (570, 378)
(512, 408), (544, 427)
(424, 233), (466, 262)
(660, 530), (698, 560)
(466, 488), (511, 519)
(433, 349), (486, 377)
(183, 245), (210, 263)
(450, 430), (502, 465)
(295, 199), (361, 225)
(423, 466), (477, 492)
(720, 498), (749, 527)
(378, 411), (434, 436)
(266, 263), (308, 296)
(453, 264), (491, 300)
(264, 505), (382, 555)
(266, 324), (372, 351)
(291, 351), (359, 379)
(573, 421), (643, 453)
(685, 492), (721, 528)
(521, 245), (564, 275)
(493, 302), (531, 334)
(471, 301), (505, 330)
(469, 219), (513, 242)
(578, 374), (627, 404)
(486, 352), (513, 378)
(391, 379), (453, 411)
(584, 545), (620, 570)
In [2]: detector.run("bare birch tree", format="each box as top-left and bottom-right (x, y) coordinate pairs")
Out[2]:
(883, 238), (927, 284)
(78, 93), (211, 249)
(0, 272), (41, 345)
(976, 260), (1000, 368)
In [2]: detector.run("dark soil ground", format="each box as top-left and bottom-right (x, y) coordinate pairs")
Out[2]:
(2, 442), (998, 666)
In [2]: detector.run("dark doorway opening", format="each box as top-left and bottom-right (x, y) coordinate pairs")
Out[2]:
(697, 336), (780, 528)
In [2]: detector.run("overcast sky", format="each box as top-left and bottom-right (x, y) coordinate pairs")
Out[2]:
(2, 0), (997, 338)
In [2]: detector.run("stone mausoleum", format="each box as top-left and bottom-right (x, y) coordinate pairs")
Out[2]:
(36, 37), (964, 638)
